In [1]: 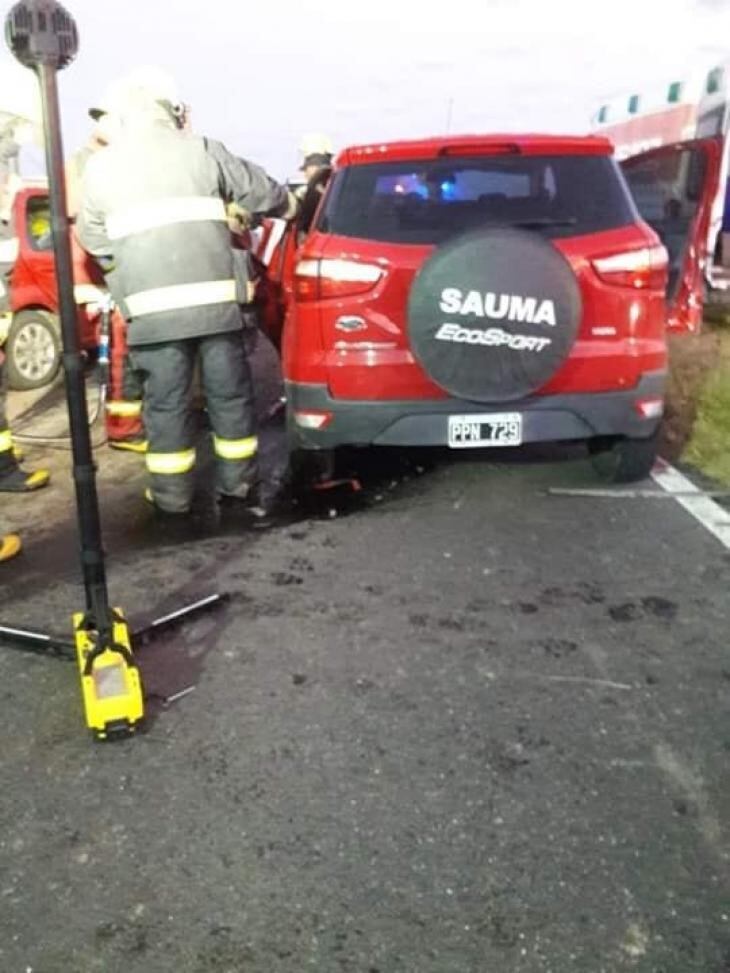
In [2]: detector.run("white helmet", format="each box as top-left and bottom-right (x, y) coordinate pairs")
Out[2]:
(300, 133), (333, 158)
(90, 67), (184, 123)
(125, 66), (183, 111)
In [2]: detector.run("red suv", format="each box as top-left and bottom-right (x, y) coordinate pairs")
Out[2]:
(271, 134), (719, 481)
(1, 187), (102, 389)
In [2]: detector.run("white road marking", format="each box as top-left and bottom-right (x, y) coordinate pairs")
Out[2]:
(549, 487), (730, 499)
(651, 460), (730, 549)
(512, 672), (634, 691)
(542, 675), (633, 691)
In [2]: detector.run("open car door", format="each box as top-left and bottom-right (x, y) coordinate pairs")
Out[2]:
(250, 168), (333, 348)
(621, 137), (723, 333)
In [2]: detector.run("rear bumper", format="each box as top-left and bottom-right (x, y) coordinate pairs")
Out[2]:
(286, 371), (667, 450)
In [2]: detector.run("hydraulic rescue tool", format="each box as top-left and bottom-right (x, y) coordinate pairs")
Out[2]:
(0, 0), (226, 741)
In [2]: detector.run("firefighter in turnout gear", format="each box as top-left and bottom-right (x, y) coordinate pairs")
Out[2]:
(297, 133), (333, 189)
(77, 69), (297, 513)
(104, 306), (146, 452)
(293, 134), (333, 246)
(68, 88), (146, 452)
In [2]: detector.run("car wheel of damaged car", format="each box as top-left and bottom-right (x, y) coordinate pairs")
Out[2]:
(5, 309), (62, 390)
(589, 430), (660, 483)
(407, 227), (582, 403)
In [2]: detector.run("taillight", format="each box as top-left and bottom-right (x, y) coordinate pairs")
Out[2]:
(293, 410), (333, 429)
(294, 260), (321, 301)
(295, 258), (383, 301)
(592, 245), (669, 290)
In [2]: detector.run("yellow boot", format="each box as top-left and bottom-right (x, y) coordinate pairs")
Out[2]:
(0, 534), (22, 562)
(0, 468), (51, 493)
(109, 437), (148, 455)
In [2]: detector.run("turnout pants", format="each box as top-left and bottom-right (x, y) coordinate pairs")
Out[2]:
(106, 310), (145, 443)
(130, 332), (257, 513)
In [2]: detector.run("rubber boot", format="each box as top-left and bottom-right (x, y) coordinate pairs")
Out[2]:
(0, 467), (51, 493)
(218, 475), (285, 520)
(109, 436), (148, 455)
(0, 534), (21, 562)
(143, 487), (189, 516)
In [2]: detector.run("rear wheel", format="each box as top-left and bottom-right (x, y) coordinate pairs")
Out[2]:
(289, 447), (336, 487)
(5, 310), (61, 390)
(286, 403), (336, 486)
(589, 431), (660, 483)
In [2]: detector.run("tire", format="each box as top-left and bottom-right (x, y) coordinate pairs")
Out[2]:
(287, 415), (336, 486)
(289, 447), (336, 487)
(407, 227), (582, 403)
(589, 431), (659, 484)
(4, 310), (61, 390)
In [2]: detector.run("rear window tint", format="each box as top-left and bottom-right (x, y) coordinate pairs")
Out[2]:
(317, 155), (637, 244)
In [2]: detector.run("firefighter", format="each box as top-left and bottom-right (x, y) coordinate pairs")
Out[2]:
(77, 69), (297, 515)
(65, 104), (117, 219)
(298, 133), (333, 189)
(293, 134), (333, 246)
(225, 201), (267, 354)
(100, 304), (146, 453)
(68, 89), (146, 453)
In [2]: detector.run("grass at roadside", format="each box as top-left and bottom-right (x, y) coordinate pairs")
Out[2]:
(661, 324), (720, 464)
(684, 321), (730, 483)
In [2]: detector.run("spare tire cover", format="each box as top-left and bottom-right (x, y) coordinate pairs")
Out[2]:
(407, 227), (582, 403)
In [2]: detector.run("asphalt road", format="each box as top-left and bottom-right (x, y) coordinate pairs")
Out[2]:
(1, 349), (729, 972)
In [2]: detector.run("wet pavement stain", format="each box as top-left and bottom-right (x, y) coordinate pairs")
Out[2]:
(608, 598), (680, 624)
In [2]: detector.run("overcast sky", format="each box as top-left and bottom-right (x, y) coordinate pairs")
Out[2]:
(4, 0), (730, 180)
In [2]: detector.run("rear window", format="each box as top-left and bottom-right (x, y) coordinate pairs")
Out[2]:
(317, 154), (637, 245)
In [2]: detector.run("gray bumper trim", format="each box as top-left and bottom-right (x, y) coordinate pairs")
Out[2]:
(286, 372), (666, 450)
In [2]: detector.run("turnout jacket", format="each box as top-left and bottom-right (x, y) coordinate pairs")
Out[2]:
(77, 122), (291, 347)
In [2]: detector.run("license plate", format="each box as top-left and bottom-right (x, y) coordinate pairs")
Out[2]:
(448, 413), (523, 448)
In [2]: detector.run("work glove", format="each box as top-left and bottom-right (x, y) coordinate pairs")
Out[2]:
(226, 202), (254, 234)
(98, 255), (116, 275)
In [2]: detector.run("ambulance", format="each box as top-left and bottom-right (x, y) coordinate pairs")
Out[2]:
(592, 60), (730, 308)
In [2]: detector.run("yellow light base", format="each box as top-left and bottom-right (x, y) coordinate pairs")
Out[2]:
(74, 610), (144, 741)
